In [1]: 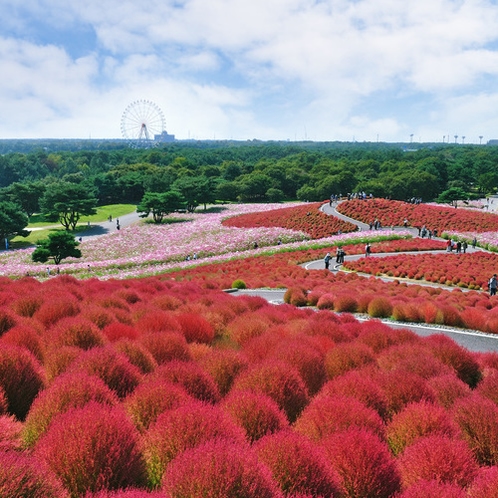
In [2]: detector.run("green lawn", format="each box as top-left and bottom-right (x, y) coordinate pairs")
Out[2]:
(11, 204), (137, 248)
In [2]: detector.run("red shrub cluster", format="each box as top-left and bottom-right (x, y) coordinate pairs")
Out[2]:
(337, 197), (498, 233)
(222, 202), (357, 238)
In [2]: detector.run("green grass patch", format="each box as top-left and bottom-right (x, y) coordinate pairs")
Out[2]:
(28, 204), (136, 228)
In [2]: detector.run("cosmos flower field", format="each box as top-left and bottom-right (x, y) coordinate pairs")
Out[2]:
(2, 200), (498, 497)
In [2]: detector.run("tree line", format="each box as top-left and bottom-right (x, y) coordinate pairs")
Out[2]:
(1, 141), (498, 249)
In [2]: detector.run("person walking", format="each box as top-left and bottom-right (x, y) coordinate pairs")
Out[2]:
(365, 243), (371, 257)
(490, 274), (498, 296)
(324, 252), (331, 270)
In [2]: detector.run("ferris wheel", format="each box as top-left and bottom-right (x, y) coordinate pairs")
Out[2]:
(121, 100), (165, 146)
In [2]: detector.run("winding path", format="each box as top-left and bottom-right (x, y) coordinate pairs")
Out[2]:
(234, 202), (498, 352)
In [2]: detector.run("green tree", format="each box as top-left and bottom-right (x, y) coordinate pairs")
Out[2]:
(0, 201), (30, 245)
(32, 231), (81, 265)
(40, 182), (98, 230)
(437, 187), (469, 208)
(0, 181), (46, 218)
(172, 176), (211, 212)
(137, 191), (186, 223)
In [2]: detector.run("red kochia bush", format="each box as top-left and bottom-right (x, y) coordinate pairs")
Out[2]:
(397, 435), (478, 489)
(0, 308), (16, 335)
(102, 322), (139, 342)
(386, 401), (460, 455)
(427, 373), (472, 408)
(452, 394), (498, 465)
(162, 439), (283, 498)
(22, 371), (118, 447)
(324, 342), (376, 380)
(373, 370), (436, 417)
(175, 312), (215, 344)
(294, 395), (385, 441)
(142, 401), (246, 488)
(319, 370), (388, 419)
(467, 465), (498, 498)
(396, 480), (466, 498)
(140, 332), (192, 364)
(222, 390), (289, 442)
(321, 428), (401, 498)
(1, 321), (44, 361)
(424, 334), (482, 388)
(33, 295), (80, 327)
(66, 347), (141, 398)
(124, 378), (193, 432)
(0, 415), (23, 451)
(0, 451), (69, 498)
(230, 360), (309, 423)
(46, 316), (106, 350)
(86, 490), (169, 497)
(194, 348), (248, 396)
(255, 431), (340, 497)
(152, 360), (220, 403)
(34, 402), (146, 496)
(0, 343), (45, 420)
(114, 338), (158, 374)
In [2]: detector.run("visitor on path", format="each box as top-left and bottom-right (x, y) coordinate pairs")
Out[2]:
(472, 237), (477, 249)
(490, 274), (498, 296)
(324, 252), (331, 270)
(365, 243), (371, 257)
(462, 241), (468, 253)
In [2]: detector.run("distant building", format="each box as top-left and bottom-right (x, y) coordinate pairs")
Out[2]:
(154, 131), (175, 142)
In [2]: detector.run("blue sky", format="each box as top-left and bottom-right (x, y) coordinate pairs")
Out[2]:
(2, 0), (498, 143)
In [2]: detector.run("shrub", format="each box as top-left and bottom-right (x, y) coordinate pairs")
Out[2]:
(255, 431), (339, 496)
(23, 371), (118, 447)
(11, 294), (44, 317)
(319, 370), (389, 419)
(86, 490), (169, 497)
(283, 287), (308, 307)
(391, 303), (422, 323)
(46, 316), (106, 350)
(397, 435), (478, 488)
(386, 401), (460, 455)
(134, 310), (180, 334)
(124, 378), (193, 432)
(424, 334), (482, 387)
(175, 313), (215, 344)
(0, 321), (44, 362)
(43, 345), (81, 382)
(316, 293), (334, 310)
(80, 304), (114, 329)
(151, 360), (220, 403)
(195, 348), (248, 396)
(162, 439), (283, 498)
(452, 394), (498, 465)
(294, 395), (385, 441)
(0, 344), (45, 420)
(377, 343), (452, 379)
(0, 415), (23, 451)
(0, 451), (69, 498)
(102, 322), (139, 342)
(114, 338), (158, 374)
(67, 347), (141, 398)
(230, 360), (309, 423)
(396, 479), (466, 498)
(367, 296), (393, 318)
(33, 296), (80, 327)
(357, 320), (419, 353)
(271, 339), (326, 396)
(333, 294), (358, 312)
(140, 332), (192, 364)
(427, 373), (472, 408)
(142, 401), (246, 488)
(231, 279), (247, 289)
(467, 466), (498, 498)
(324, 342), (376, 380)
(222, 390), (288, 442)
(34, 402), (146, 496)
(0, 308), (16, 335)
(373, 370), (435, 417)
(321, 428), (401, 498)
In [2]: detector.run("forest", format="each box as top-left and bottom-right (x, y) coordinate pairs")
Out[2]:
(1, 140), (498, 210)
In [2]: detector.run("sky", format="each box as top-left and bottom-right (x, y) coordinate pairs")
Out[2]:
(2, 0), (498, 143)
